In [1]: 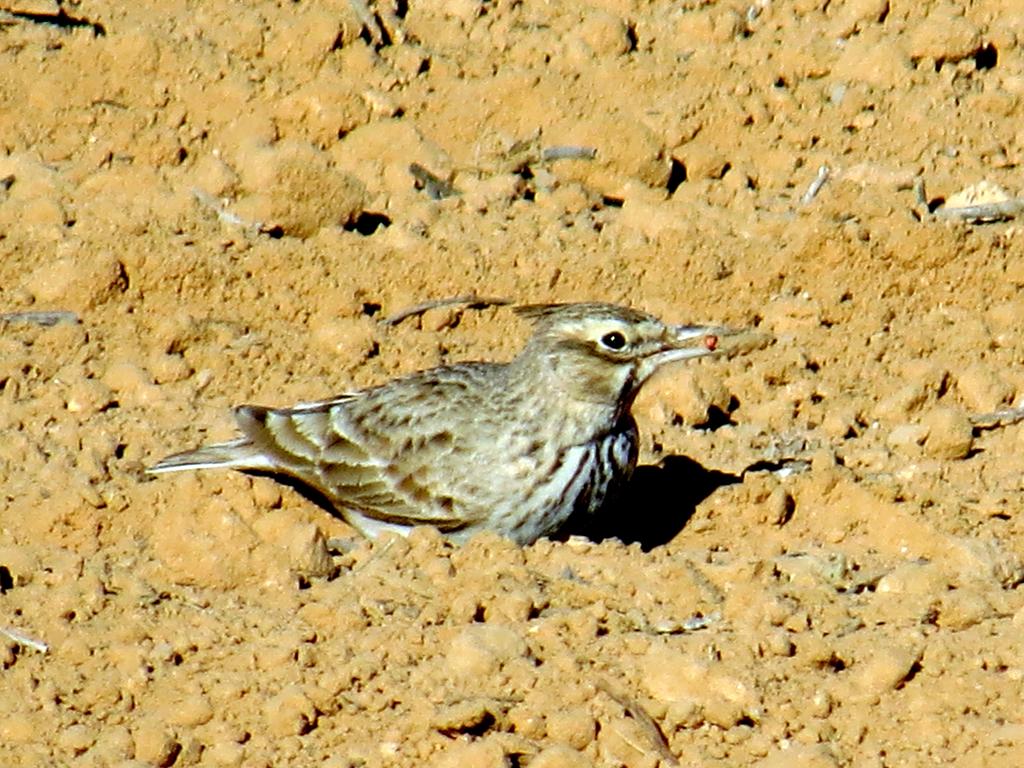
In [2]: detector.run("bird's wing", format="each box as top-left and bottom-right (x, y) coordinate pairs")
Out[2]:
(234, 399), (473, 533)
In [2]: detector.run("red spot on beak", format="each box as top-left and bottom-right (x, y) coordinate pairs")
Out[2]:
(704, 334), (719, 351)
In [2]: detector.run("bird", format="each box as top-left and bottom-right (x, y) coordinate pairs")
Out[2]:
(147, 302), (731, 545)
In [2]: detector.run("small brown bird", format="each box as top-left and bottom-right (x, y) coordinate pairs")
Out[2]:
(148, 302), (730, 545)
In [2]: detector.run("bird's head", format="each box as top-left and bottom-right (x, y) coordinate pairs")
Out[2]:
(514, 302), (728, 411)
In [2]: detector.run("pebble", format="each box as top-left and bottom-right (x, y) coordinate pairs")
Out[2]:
(545, 707), (596, 749)
(432, 699), (499, 734)
(575, 9), (631, 57)
(876, 561), (951, 595)
(936, 587), (993, 630)
(164, 691), (214, 727)
(447, 625), (528, 678)
(921, 407), (974, 460)
(828, 0), (889, 38)
(251, 512), (334, 579)
(873, 383), (928, 423)
(65, 377), (116, 415)
(132, 719), (181, 766)
(954, 364), (1014, 413)
(56, 723), (96, 755)
(886, 423), (928, 452)
(850, 645), (920, 697)
(505, 705), (545, 739)
(264, 685), (317, 737)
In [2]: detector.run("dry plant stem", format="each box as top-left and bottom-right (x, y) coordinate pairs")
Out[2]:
(540, 145), (597, 162)
(0, 310), (80, 327)
(971, 405), (1024, 430)
(933, 199), (1024, 222)
(0, 626), (49, 654)
(800, 164), (830, 205)
(597, 679), (680, 767)
(383, 294), (511, 326)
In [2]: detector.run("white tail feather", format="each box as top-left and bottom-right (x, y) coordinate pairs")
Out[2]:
(146, 439), (276, 474)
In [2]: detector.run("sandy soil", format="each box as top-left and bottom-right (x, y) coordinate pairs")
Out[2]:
(2, 0), (1024, 765)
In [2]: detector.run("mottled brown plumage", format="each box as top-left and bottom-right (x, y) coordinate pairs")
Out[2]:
(147, 302), (730, 544)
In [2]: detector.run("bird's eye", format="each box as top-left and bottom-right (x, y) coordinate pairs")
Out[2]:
(600, 331), (627, 350)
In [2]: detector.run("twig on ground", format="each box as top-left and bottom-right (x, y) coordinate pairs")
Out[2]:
(540, 145), (597, 162)
(933, 199), (1024, 222)
(0, 626), (49, 654)
(0, 310), (80, 327)
(800, 164), (830, 205)
(384, 295), (511, 326)
(971, 405), (1024, 430)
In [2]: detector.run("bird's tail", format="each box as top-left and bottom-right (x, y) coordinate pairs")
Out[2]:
(146, 437), (275, 474)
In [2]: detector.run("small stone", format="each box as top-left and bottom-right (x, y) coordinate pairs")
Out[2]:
(876, 561), (951, 595)
(24, 252), (127, 311)
(65, 377), (116, 415)
(251, 512), (333, 578)
(264, 685), (317, 737)
(936, 588), (993, 630)
(828, 0), (889, 38)
(886, 423), (928, 452)
(447, 625), (528, 678)
(165, 692), (214, 727)
(576, 10), (631, 57)
(545, 707), (597, 749)
(921, 407), (974, 460)
(309, 316), (377, 360)
(874, 383), (929, 423)
(57, 723), (96, 755)
(955, 364), (1014, 412)
(432, 699), (499, 734)
(133, 719), (181, 766)
(850, 645), (920, 696)
(763, 631), (796, 658)
(507, 705), (546, 739)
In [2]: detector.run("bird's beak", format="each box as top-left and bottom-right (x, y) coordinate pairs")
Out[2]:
(638, 324), (740, 382)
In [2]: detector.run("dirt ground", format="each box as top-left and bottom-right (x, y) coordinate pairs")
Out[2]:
(2, 0), (1024, 766)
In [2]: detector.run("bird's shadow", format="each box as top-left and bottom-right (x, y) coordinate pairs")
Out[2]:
(558, 455), (742, 550)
